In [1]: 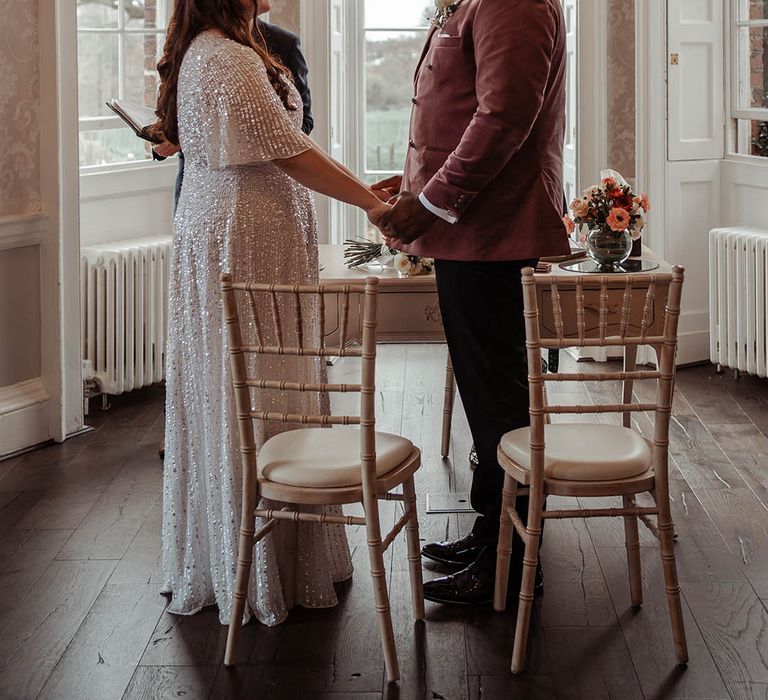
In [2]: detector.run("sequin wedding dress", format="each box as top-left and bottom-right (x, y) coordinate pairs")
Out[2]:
(162, 31), (352, 626)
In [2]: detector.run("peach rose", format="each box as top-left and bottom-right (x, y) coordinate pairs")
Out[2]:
(606, 207), (630, 232)
(570, 198), (590, 218)
(562, 215), (576, 234)
(633, 193), (651, 213)
(602, 176), (618, 191)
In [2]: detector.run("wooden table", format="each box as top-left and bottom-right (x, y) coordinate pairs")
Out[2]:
(320, 243), (675, 461)
(319, 244), (673, 346)
(319, 245), (443, 344)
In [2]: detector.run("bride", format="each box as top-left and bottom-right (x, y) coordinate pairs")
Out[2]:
(148, 0), (389, 626)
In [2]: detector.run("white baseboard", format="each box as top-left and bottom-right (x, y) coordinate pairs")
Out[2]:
(0, 378), (52, 458)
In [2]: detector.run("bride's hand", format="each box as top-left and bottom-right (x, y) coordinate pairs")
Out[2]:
(366, 199), (392, 230)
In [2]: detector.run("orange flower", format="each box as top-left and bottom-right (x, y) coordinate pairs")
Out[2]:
(633, 193), (651, 212)
(562, 215), (576, 234)
(606, 207), (630, 232)
(602, 176), (618, 191)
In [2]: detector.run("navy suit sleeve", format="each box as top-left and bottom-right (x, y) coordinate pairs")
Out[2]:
(260, 22), (314, 136)
(286, 36), (313, 135)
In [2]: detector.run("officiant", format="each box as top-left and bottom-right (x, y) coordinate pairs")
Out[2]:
(153, 0), (314, 209)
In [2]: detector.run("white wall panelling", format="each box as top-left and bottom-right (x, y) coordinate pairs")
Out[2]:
(667, 0), (724, 161)
(666, 159), (722, 364)
(79, 163), (176, 246)
(721, 158), (768, 227)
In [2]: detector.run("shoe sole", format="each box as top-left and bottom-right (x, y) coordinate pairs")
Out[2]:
(423, 592), (493, 606)
(421, 550), (481, 568)
(423, 584), (544, 607)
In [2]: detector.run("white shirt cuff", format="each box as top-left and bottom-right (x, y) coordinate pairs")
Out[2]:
(419, 192), (458, 224)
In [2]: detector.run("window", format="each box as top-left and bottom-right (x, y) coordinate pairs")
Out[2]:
(731, 0), (768, 157)
(77, 0), (168, 169)
(363, 0), (432, 182)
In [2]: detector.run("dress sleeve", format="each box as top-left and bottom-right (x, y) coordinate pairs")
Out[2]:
(202, 44), (311, 169)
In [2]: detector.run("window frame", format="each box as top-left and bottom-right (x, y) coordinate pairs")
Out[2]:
(77, 0), (168, 173)
(727, 0), (768, 159)
(361, 9), (431, 182)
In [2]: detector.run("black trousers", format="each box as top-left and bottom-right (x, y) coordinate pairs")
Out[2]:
(434, 258), (536, 564)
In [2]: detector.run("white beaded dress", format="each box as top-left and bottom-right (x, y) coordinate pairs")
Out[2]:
(162, 31), (352, 626)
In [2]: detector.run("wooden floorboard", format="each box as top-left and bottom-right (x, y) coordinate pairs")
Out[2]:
(1, 354), (768, 698)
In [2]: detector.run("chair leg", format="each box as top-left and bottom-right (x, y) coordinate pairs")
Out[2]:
(441, 356), (455, 459)
(623, 495), (643, 607)
(283, 518), (299, 611)
(224, 520), (256, 666)
(365, 510), (399, 682)
(402, 477), (425, 620)
(658, 505), (689, 665)
(494, 473), (518, 611)
(511, 503), (543, 675)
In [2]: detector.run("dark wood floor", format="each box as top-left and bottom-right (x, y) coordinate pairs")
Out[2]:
(1, 346), (768, 699)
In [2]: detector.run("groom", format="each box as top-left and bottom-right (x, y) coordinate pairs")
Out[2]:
(378, 0), (569, 605)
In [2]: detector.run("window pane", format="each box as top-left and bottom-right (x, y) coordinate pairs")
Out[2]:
(79, 128), (153, 166)
(734, 119), (768, 157)
(740, 0), (768, 22)
(77, 0), (119, 29)
(125, 0), (167, 30)
(739, 26), (768, 109)
(78, 32), (119, 118)
(365, 0), (432, 29)
(124, 32), (163, 108)
(365, 30), (427, 173)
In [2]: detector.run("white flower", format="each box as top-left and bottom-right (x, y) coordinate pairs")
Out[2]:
(630, 216), (645, 240)
(394, 253), (413, 275)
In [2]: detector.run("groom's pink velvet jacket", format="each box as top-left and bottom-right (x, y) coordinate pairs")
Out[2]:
(400, 0), (570, 262)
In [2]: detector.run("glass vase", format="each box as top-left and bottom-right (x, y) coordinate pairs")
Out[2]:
(585, 226), (633, 272)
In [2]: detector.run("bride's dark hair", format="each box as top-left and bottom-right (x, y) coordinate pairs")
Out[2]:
(147, 0), (295, 145)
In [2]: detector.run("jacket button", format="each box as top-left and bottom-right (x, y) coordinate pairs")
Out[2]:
(426, 63), (433, 70)
(411, 97), (417, 104)
(409, 139), (416, 148)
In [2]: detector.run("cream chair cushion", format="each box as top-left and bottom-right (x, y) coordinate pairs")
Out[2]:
(257, 427), (414, 488)
(499, 423), (651, 481)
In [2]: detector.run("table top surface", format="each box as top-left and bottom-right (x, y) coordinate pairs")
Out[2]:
(319, 244), (674, 285)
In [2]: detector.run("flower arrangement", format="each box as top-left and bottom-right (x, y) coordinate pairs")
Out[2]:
(344, 238), (434, 277)
(563, 169), (650, 243)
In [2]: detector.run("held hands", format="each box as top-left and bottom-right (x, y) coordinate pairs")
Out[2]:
(379, 192), (438, 245)
(366, 176), (438, 245)
(371, 175), (403, 203)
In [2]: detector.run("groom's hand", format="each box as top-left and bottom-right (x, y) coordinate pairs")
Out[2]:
(381, 192), (437, 245)
(371, 175), (403, 203)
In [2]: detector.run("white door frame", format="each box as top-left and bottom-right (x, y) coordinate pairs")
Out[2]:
(0, 0), (84, 456)
(635, 0), (668, 259)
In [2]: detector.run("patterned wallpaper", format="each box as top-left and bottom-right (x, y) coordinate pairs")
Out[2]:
(0, 0), (41, 217)
(269, 0), (301, 34)
(606, 0), (636, 181)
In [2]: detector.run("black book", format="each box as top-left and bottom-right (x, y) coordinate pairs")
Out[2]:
(105, 99), (162, 144)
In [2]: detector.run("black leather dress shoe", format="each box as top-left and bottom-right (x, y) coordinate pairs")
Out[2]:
(421, 532), (486, 568)
(423, 558), (544, 607)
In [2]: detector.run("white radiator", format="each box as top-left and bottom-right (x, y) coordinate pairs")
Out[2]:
(709, 227), (768, 378)
(81, 236), (172, 395)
